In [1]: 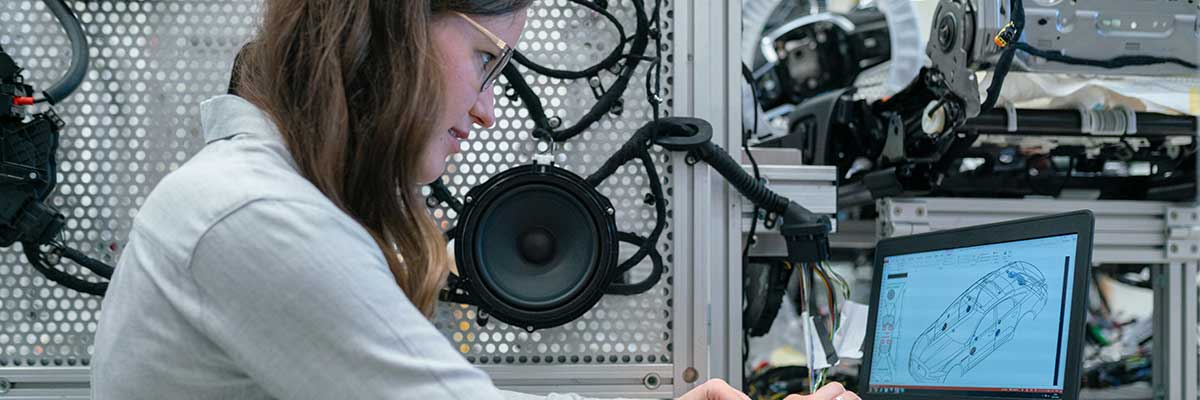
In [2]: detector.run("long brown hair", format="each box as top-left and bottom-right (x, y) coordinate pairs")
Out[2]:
(234, 0), (530, 317)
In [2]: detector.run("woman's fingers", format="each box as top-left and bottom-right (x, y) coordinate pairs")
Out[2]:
(784, 382), (856, 400)
(812, 382), (846, 399)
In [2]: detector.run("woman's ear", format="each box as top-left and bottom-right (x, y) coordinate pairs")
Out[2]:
(227, 42), (252, 95)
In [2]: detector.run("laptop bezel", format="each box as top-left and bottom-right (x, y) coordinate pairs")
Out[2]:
(859, 210), (1095, 400)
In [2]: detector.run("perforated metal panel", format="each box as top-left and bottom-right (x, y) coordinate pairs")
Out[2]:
(0, 0), (234, 368)
(0, 0), (674, 370)
(431, 0), (676, 366)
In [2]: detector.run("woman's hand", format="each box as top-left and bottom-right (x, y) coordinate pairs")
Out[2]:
(677, 379), (750, 400)
(784, 382), (860, 400)
(677, 379), (858, 400)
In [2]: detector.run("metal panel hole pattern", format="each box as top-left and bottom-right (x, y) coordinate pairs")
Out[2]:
(0, 0), (674, 368)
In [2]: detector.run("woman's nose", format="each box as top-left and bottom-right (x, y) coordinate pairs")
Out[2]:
(469, 87), (498, 128)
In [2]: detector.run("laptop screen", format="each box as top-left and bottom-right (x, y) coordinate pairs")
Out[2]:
(868, 233), (1079, 399)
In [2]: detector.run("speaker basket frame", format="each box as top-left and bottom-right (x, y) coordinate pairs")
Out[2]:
(452, 163), (620, 331)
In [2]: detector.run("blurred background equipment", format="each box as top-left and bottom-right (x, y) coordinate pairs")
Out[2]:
(740, 0), (1198, 398)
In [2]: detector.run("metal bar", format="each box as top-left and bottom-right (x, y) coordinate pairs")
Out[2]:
(1156, 263), (1186, 400)
(0, 367), (89, 382)
(670, 0), (697, 397)
(678, 0), (743, 391)
(738, 165), (837, 215)
(746, 165), (840, 182)
(963, 108), (1197, 137)
(672, 0), (735, 395)
(879, 198), (1176, 265)
(884, 197), (1171, 217)
(718, 0), (742, 389)
(0, 367), (90, 399)
(1091, 248), (1170, 265)
(920, 215), (1163, 234)
(499, 384), (673, 398)
(483, 364), (673, 385)
(1184, 262), (1199, 400)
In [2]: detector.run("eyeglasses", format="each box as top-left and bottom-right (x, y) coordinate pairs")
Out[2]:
(455, 12), (514, 92)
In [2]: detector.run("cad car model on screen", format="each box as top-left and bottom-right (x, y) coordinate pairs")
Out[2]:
(908, 262), (1049, 382)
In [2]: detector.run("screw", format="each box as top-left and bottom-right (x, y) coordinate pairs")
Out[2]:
(643, 373), (662, 389)
(606, 207), (615, 215)
(464, 196), (474, 204)
(0, 378), (10, 393)
(894, 207), (903, 216)
(548, 116), (563, 129)
(916, 208), (926, 217)
(685, 155), (698, 165)
(27, 172), (37, 180)
(937, 12), (957, 52)
(588, 76), (602, 88)
(683, 367), (700, 383)
(1171, 211), (1179, 220)
(425, 197), (439, 208)
(1171, 243), (1180, 253)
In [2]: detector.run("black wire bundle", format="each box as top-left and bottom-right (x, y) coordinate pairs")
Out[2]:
(980, 0), (1196, 112)
(978, 0), (1025, 113)
(431, 0), (670, 296)
(501, 0), (657, 143)
(23, 241), (111, 296)
(1012, 42), (1198, 70)
(584, 124), (667, 295)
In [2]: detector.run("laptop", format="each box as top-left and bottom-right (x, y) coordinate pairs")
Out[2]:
(859, 211), (1094, 400)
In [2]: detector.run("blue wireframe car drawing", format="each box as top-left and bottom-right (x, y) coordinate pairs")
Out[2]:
(908, 262), (1048, 382)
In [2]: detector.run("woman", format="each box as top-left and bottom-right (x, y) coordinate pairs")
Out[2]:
(90, 1), (858, 399)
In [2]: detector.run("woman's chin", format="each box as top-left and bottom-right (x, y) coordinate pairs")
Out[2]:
(418, 170), (442, 185)
(418, 158), (449, 185)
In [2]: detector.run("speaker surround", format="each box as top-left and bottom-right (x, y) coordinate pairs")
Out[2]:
(450, 163), (619, 331)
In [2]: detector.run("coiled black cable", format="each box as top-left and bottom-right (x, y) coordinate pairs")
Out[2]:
(510, 0), (628, 80)
(23, 242), (107, 296)
(503, 0), (653, 143)
(585, 125), (667, 288)
(604, 232), (664, 295)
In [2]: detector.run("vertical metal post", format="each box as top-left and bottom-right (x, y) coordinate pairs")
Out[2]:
(719, 0), (745, 389)
(671, 0), (741, 395)
(670, 0), (696, 395)
(1152, 262), (1198, 400)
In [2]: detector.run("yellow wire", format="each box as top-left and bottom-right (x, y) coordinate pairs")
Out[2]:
(813, 264), (836, 335)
